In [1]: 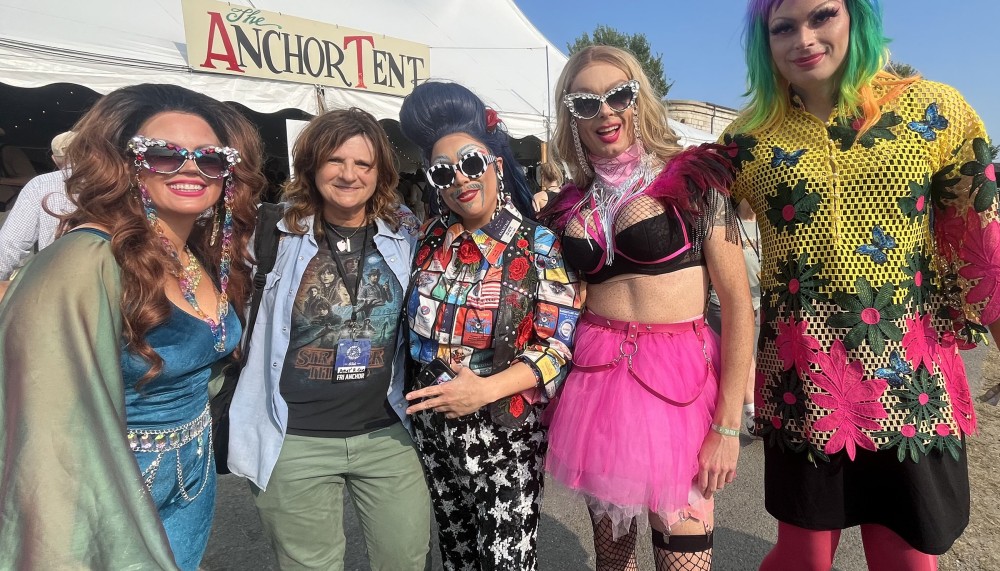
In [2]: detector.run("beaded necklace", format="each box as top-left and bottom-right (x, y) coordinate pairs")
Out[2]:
(141, 181), (232, 353)
(159, 228), (229, 352)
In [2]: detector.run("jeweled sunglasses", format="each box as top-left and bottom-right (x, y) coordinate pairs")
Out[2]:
(562, 79), (640, 120)
(128, 135), (241, 179)
(425, 150), (497, 190)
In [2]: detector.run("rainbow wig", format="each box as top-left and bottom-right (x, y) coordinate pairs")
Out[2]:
(739, 0), (912, 135)
(398, 81), (533, 217)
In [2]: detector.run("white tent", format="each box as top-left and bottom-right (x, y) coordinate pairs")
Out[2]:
(669, 119), (719, 147)
(0, 0), (716, 156)
(0, 0), (565, 141)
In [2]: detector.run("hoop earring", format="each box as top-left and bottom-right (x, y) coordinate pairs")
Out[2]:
(570, 119), (593, 178)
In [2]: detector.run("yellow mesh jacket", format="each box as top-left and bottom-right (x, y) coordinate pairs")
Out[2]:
(724, 79), (998, 463)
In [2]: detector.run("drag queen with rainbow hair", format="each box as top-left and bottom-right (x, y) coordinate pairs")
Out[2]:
(725, 0), (999, 569)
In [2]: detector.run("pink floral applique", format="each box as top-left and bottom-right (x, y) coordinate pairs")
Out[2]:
(959, 216), (1000, 325)
(937, 333), (978, 436)
(810, 340), (889, 460)
(901, 313), (938, 373)
(775, 317), (820, 372)
(934, 205), (965, 258)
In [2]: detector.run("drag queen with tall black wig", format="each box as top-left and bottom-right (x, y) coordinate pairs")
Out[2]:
(399, 81), (582, 571)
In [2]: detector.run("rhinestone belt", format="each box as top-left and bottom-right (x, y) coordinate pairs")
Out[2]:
(127, 405), (212, 453)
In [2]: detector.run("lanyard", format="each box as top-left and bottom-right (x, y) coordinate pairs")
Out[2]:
(324, 221), (370, 323)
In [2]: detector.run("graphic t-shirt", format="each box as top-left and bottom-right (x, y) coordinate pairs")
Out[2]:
(280, 224), (404, 437)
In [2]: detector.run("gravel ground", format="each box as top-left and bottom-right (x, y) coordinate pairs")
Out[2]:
(940, 348), (1000, 571)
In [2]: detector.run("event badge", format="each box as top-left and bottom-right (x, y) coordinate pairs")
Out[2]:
(334, 338), (371, 382)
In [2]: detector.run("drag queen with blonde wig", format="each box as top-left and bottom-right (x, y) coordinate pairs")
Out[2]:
(542, 45), (754, 571)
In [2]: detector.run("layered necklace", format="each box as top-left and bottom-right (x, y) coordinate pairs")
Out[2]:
(137, 174), (232, 353)
(147, 210), (230, 353)
(165, 239), (230, 352)
(583, 142), (659, 266)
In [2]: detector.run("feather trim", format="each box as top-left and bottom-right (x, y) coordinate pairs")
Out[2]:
(541, 144), (735, 233)
(644, 143), (736, 216)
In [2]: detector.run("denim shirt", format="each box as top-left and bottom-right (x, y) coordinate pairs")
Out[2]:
(228, 206), (418, 490)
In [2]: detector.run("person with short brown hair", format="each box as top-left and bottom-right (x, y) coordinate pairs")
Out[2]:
(227, 107), (431, 571)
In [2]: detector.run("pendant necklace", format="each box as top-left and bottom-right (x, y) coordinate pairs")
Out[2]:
(324, 220), (371, 332)
(327, 223), (364, 252)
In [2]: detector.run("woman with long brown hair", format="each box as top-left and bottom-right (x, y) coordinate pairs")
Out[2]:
(0, 83), (265, 570)
(227, 108), (431, 570)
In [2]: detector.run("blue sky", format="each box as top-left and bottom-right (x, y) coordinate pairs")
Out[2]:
(516, 1), (998, 141)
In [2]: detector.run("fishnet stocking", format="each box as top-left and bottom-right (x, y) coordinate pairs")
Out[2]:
(652, 524), (714, 571)
(589, 512), (638, 571)
(653, 543), (713, 571)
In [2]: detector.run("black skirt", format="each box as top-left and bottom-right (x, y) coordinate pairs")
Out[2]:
(763, 442), (969, 555)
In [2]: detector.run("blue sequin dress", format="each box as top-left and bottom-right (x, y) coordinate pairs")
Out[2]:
(122, 303), (241, 571)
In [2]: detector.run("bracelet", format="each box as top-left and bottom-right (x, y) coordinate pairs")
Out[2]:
(711, 423), (740, 438)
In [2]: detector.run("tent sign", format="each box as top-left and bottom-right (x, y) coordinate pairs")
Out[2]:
(181, 0), (429, 97)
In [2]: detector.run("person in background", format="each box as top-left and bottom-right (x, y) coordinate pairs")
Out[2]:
(397, 171), (427, 222)
(542, 45), (753, 571)
(0, 83), (264, 570)
(532, 161), (564, 214)
(706, 198), (761, 435)
(0, 131), (78, 280)
(227, 108), (431, 571)
(399, 81), (582, 571)
(0, 127), (38, 211)
(727, 1), (998, 569)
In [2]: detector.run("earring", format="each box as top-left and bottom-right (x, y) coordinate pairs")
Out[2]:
(137, 179), (156, 226)
(209, 205), (221, 247)
(570, 119), (593, 178)
(494, 168), (507, 218)
(435, 190), (449, 219)
(633, 106), (642, 146)
(221, 178), (234, 254)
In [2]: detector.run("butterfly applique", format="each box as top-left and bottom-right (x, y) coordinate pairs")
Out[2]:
(874, 350), (913, 388)
(856, 225), (897, 264)
(907, 103), (949, 141)
(771, 146), (807, 168)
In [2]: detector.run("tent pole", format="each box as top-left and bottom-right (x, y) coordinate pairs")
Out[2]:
(315, 86), (327, 114)
(544, 44), (551, 144)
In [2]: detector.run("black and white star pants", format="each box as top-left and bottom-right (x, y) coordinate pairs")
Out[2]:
(412, 408), (546, 571)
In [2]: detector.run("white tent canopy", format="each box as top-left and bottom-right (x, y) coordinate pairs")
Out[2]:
(0, 0), (716, 150)
(0, 0), (565, 140)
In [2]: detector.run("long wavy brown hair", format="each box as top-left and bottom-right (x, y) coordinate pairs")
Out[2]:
(281, 108), (401, 237)
(552, 46), (683, 187)
(63, 84), (266, 382)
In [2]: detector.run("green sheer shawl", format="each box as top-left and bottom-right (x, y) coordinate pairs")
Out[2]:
(0, 231), (179, 570)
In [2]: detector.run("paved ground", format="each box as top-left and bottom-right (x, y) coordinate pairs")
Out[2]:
(203, 345), (990, 571)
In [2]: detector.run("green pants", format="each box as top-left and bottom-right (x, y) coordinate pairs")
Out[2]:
(252, 422), (431, 570)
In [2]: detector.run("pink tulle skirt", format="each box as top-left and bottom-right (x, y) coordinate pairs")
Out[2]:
(546, 310), (720, 537)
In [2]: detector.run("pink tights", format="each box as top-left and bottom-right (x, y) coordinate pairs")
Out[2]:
(758, 521), (937, 571)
